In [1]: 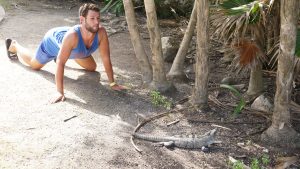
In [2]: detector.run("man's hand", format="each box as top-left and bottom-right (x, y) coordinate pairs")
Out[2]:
(51, 92), (66, 104)
(111, 84), (128, 91)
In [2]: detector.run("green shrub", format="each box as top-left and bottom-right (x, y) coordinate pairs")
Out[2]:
(150, 90), (172, 109)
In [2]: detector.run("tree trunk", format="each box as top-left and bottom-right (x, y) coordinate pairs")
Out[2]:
(245, 61), (263, 98)
(191, 0), (210, 111)
(262, 0), (300, 147)
(144, 0), (174, 92)
(244, 25), (265, 102)
(123, 0), (153, 84)
(167, 0), (197, 82)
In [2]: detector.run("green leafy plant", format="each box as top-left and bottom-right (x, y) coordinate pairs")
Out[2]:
(250, 158), (260, 169)
(150, 91), (172, 109)
(229, 154), (271, 169)
(230, 160), (244, 169)
(101, 0), (124, 16)
(220, 84), (246, 115)
(261, 154), (270, 166)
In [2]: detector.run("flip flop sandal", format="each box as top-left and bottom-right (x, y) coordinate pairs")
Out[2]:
(5, 38), (18, 60)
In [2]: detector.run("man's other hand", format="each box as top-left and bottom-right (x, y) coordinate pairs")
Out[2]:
(51, 92), (66, 104)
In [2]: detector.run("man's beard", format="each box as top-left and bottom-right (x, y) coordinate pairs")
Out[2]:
(85, 21), (99, 33)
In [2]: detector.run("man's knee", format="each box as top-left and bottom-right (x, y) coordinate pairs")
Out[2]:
(31, 65), (42, 71)
(86, 64), (97, 72)
(30, 59), (44, 70)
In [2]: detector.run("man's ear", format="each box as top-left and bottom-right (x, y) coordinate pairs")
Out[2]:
(79, 16), (84, 24)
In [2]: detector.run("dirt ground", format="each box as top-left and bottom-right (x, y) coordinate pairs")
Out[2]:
(0, 0), (299, 168)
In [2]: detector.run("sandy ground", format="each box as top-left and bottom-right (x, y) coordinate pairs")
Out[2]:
(0, 1), (161, 169)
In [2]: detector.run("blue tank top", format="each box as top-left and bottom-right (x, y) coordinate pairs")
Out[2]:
(42, 25), (99, 59)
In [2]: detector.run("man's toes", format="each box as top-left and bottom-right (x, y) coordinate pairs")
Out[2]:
(8, 40), (17, 53)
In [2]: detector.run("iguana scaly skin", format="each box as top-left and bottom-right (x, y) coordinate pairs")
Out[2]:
(133, 129), (218, 149)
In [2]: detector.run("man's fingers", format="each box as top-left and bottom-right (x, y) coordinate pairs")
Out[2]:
(51, 95), (66, 104)
(61, 95), (66, 101)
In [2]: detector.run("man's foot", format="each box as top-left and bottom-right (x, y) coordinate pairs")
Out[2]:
(5, 38), (18, 60)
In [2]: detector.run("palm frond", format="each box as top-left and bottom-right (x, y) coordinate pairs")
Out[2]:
(267, 41), (279, 70)
(219, 0), (264, 25)
(101, 0), (124, 16)
(235, 39), (262, 67)
(220, 84), (246, 115)
(211, 0), (267, 44)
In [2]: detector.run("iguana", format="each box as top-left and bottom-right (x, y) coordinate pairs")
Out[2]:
(133, 128), (220, 149)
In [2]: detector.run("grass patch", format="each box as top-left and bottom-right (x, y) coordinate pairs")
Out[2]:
(0, 0), (10, 9)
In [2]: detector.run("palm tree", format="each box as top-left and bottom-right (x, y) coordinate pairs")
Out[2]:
(212, 0), (300, 146)
(262, 0), (300, 146)
(167, 0), (197, 82)
(211, 0), (270, 101)
(123, 0), (153, 84)
(191, 0), (210, 110)
(143, 0), (174, 92)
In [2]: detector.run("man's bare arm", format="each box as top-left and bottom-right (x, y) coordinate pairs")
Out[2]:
(98, 27), (114, 83)
(98, 27), (128, 91)
(53, 32), (76, 103)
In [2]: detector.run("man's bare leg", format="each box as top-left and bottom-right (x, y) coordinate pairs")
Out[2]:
(74, 56), (97, 71)
(8, 40), (44, 70)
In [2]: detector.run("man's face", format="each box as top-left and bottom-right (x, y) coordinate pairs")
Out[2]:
(83, 10), (100, 33)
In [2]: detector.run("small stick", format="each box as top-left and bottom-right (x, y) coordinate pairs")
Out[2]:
(166, 119), (180, 126)
(189, 119), (265, 124)
(211, 124), (231, 130)
(63, 115), (77, 122)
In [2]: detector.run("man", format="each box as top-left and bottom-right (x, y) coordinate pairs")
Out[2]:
(5, 3), (126, 103)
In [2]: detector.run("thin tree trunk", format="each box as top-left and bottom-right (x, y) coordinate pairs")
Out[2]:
(191, 0), (209, 110)
(246, 62), (263, 97)
(167, 0), (197, 81)
(123, 0), (152, 84)
(244, 25), (265, 102)
(262, 0), (300, 147)
(144, 0), (174, 92)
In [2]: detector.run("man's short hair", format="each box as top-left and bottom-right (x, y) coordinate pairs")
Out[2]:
(79, 3), (100, 18)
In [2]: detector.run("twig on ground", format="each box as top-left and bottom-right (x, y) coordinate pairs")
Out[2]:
(166, 119), (180, 126)
(189, 119), (265, 124)
(108, 31), (125, 37)
(208, 95), (232, 111)
(240, 126), (268, 138)
(174, 97), (189, 105)
(63, 115), (77, 122)
(211, 124), (231, 130)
